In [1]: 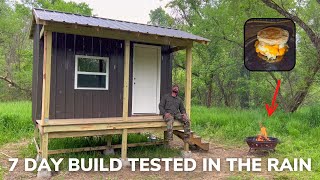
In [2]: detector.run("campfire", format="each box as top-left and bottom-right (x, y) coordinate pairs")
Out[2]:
(245, 122), (279, 153)
(256, 123), (270, 141)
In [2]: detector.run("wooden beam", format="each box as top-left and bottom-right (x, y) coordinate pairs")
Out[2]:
(43, 121), (183, 133)
(39, 26), (44, 39)
(43, 22), (193, 47)
(40, 31), (52, 125)
(36, 115), (163, 126)
(185, 44), (192, 116)
(106, 135), (112, 147)
(121, 129), (128, 159)
(48, 141), (164, 155)
(122, 40), (130, 160)
(184, 44), (192, 152)
(41, 133), (49, 159)
(123, 40), (130, 121)
(48, 126), (184, 139)
(33, 137), (40, 153)
(169, 46), (187, 53)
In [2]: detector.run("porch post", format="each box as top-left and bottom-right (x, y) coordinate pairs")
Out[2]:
(184, 44), (192, 152)
(40, 30), (52, 160)
(185, 44), (192, 117)
(121, 40), (130, 160)
(41, 31), (52, 125)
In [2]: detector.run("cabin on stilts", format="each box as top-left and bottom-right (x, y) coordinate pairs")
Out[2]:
(30, 8), (210, 161)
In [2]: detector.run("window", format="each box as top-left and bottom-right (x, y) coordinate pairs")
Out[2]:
(75, 55), (109, 90)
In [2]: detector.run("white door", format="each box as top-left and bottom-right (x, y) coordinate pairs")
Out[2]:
(132, 44), (161, 114)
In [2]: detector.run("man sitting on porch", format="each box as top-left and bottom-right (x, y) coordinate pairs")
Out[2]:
(159, 84), (191, 145)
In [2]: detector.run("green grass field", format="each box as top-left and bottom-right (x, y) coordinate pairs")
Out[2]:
(191, 106), (320, 179)
(0, 101), (319, 179)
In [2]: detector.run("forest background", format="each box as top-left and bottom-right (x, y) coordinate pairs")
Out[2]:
(0, 0), (319, 113)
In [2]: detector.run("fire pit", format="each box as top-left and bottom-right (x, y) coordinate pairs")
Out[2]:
(246, 136), (279, 153)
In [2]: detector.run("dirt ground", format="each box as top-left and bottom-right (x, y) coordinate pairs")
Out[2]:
(0, 137), (274, 180)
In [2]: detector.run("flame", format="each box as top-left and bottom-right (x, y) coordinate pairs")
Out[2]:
(256, 125), (270, 141)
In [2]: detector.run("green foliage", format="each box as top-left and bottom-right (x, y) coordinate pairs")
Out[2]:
(0, 101), (319, 178)
(35, 0), (92, 16)
(149, 0), (320, 110)
(0, 0), (93, 101)
(148, 7), (175, 27)
(0, 101), (33, 145)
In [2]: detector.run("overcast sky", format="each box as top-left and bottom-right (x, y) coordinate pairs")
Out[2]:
(66, 0), (170, 24)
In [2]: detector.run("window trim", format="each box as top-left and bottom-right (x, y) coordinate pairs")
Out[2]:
(74, 55), (109, 90)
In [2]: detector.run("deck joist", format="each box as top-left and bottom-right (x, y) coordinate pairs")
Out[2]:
(36, 115), (183, 139)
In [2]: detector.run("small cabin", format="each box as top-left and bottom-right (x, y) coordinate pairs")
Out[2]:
(30, 8), (209, 160)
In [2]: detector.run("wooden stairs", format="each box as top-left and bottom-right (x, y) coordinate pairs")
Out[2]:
(173, 130), (209, 151)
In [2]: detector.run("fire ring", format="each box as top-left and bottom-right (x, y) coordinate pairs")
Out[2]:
(245, 136), (279, 153)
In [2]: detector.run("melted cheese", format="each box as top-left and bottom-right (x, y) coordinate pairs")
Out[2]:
(255, 41), (288, 60)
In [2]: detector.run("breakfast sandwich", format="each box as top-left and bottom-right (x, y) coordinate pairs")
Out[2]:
(255, 27), (289, 62)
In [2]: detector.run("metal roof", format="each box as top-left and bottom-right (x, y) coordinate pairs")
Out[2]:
(32, 8), (210, 43)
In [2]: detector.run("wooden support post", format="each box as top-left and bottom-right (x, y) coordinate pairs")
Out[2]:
(41, 31), (52, 126)
(184, 44), (192, 152)
(40, 26), (44, 39)
(121, 129), (128, 159)
(185, 44), (192, 116)
(122, 40), (130, 121)
(39, 30), (52, 160)
(41, 133), (49, 159)
(121, 40), (130, 160)
(106, 135), (112, 147)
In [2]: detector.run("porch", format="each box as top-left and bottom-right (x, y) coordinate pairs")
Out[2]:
(35, 115), (184, 159)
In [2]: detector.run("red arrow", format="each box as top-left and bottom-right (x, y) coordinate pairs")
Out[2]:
(265, 80), (281, 117)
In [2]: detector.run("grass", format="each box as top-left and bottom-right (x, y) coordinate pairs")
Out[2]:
(191, 105), (320, 179)
(0, 101), (319, 179)
(0, 101), (33, 146)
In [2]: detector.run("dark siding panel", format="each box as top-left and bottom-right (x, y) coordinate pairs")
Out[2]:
(161, 46), (172, 96)
(128, 42), (134, 116)
(100, 38), (109, 117)
(116, 41), (124, 117)
(49, 34), (125, 119)
(49, 33), (57, 119)
(55, 33), (66, 119)
(65, 34), (75, 118)
(82, 36), (93, 118)
(32, 24), (40, 124)
(109, 40), (117, 117)
(36, 33), (44, 120)
(74, 36), (84, 118)
(112, 41), (124, 116)
(92, 37), (102, 118)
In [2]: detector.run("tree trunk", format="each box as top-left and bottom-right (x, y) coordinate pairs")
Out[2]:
(206, 81), (213, 108)
(215, 75), (230, 107)
(287, 58), (320, 112)
(240, 65), (250, 109)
